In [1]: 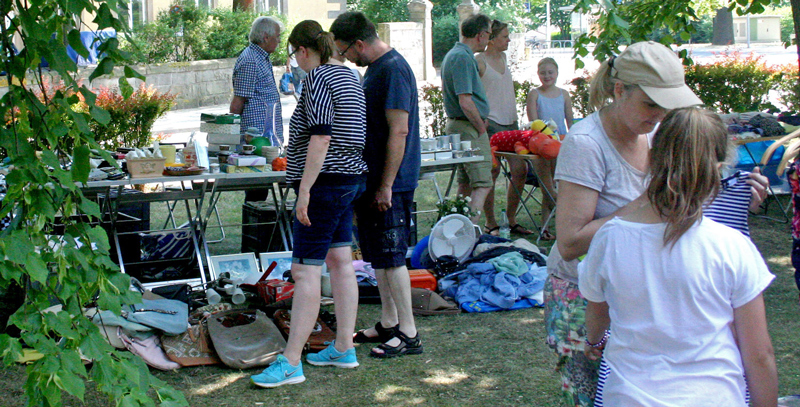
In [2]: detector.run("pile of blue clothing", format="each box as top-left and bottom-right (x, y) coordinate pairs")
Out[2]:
(439, 246), (548, 313)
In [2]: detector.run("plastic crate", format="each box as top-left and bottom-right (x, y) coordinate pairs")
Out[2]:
(241, 201), (294, 254)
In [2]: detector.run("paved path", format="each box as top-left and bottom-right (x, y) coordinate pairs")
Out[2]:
(152, 94), (297, 145)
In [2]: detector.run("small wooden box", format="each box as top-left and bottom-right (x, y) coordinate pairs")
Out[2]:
(409, 269), (437, 291)
(127, 158), (166, 178)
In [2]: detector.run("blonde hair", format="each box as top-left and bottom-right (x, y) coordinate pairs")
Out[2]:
(538, 57), (558, 70)
(587, 58), (638, 112)
(647, 107), (729, 247)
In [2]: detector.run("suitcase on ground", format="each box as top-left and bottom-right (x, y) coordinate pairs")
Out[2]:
(409, 269), (437, 291)
(272, 309), (335, 353)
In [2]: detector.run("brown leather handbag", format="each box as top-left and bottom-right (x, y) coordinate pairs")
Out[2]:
(272, 309), (336, 352)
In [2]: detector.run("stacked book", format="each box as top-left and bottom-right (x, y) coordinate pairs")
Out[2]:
(201, 122), (240, 152)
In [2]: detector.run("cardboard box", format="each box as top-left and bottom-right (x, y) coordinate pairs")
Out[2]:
(220, 164), (269, 173)
(207, 132), (241, 145)
(199, 122), (239, 134)
(227, 154), (267, 166)
(258, 279), (294, 303)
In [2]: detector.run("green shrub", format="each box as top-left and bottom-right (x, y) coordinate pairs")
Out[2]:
(569, 70), (593, 118)
(684, 51), (780, 113)
(121, 4), (287, 64)
(420, 84), (446, 138)
(84, 84), (177, 150)
(775, 65), (800, 114)
(432, 14), (459, 67)
(514, 79), (537, 120)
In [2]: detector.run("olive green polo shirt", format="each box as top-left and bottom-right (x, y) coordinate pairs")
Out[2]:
(441, 42), (490, 120)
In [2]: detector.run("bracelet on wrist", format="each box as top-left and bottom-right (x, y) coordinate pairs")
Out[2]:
(586, 329), (610, 349)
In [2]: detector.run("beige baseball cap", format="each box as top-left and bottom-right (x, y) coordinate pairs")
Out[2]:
(611, 41), (702, 109)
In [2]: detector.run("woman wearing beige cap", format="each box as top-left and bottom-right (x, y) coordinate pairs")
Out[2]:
(542, 41), (769, 406)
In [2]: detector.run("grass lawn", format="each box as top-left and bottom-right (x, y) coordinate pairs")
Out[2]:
(2, 172), (800, 406)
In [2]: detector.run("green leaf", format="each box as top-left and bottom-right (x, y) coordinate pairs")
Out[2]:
(90, 105), (111, 126)
(25, 253), (49, 285)
(71, 144), (90, 183)
(89, 57), (115, 82)
(119, 77), (134, 99)
(124, 65), (146, 81)
(679, 31), (691, 41)
(67, 30), (90, 59)
(4, 232), (35, 264)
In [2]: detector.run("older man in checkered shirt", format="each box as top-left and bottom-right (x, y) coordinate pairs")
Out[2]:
(230, 16), (284, 148)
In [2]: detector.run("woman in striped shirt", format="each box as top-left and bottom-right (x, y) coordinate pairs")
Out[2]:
(251, 20), (367, 388)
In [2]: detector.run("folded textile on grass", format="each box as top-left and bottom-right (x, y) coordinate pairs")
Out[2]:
(440, 252), (547, 311)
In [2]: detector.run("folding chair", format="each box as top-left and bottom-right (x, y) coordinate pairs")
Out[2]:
(755, 128), (800, 222)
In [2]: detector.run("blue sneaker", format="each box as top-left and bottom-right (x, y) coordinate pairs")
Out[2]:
(306, 341), (359, 368)
(251, 355), (305, 388)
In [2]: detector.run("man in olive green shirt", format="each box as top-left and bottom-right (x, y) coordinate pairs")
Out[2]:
(440, 13), (493, 222)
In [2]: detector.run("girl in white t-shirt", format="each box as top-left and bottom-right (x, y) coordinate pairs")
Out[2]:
(579, 107), (777, 407)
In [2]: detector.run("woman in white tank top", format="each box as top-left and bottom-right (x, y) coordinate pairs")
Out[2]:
(476, 20), (537, 237)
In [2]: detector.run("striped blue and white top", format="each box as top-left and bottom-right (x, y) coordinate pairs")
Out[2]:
(705, 171), (752, 236)
(286, 64), (367, 183)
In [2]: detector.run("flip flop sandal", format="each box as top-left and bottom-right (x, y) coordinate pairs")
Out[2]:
(353, 322), (397, 344)
(484, 225), (500, 236)
(540, 229), (556, 241)
(370, 330), (423, 358)
(510, 224), (535, 235)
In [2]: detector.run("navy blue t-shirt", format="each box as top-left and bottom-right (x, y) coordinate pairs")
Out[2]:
(362, 49), (421, 193)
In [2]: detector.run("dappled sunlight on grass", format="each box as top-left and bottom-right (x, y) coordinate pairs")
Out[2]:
(476, 376), (499, 389)
(188, 372), (247, 396)
(373, 384), (418, 402)
(421, 369), (470, 385)
(767, 255), (791, 268)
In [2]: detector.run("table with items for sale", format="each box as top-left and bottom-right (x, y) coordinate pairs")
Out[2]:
(80, 155), (484, 289)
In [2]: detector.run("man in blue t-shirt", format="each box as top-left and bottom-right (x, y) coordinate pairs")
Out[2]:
(331, 11), (423, 358)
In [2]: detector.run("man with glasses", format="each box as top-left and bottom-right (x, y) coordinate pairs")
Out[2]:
(330, 11), (422, 358)
(440, 13), (493, 222)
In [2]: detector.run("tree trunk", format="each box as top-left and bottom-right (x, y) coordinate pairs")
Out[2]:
(712, 8), (734, 45)
(792, 0), (800, 81)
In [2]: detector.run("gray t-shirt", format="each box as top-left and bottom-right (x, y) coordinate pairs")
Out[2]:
(547, 112), (650, 283)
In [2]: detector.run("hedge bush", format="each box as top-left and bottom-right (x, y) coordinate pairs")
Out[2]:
(432, 14), (460, 67)
(684, 51), (780, 113)
(82, 84), (177, 150)
(121, 2), (287, 65)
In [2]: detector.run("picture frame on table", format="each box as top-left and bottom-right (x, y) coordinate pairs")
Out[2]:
(258, 251), (294, 282)
(210, 253), (260, 284)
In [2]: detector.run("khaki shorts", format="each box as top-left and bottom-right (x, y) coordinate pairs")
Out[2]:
(446, 118), (493, 189)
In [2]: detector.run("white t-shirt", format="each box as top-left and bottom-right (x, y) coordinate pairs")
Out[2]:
(547, 112), (650, 283)
(578, 216), (774, 407)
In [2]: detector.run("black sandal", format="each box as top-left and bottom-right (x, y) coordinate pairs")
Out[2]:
(353, 322), (397, 344)
(484, 225), (500, 236)
(369, 330), (423, 358)
(510, 224), (534, 235)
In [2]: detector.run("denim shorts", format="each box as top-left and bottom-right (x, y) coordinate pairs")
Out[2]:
(355, 191), (414, 269)
(291, 182), (365, 265)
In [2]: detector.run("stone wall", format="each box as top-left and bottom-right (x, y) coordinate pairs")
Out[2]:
(378, 22), (425, 81)
(89, 58), (238, 109)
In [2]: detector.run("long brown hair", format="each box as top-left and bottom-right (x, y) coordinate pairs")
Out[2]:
(288, 20), (335, 64)
(647, 107), (729, 246)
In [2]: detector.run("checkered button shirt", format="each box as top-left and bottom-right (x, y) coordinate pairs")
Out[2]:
(232, 43), (283, 146)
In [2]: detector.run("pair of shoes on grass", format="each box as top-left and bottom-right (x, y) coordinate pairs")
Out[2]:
(250, 341), (358, 388)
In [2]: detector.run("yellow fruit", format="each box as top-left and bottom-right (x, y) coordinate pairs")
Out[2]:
(541, 127), (554, 136)
(531, 120), (547, 131)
